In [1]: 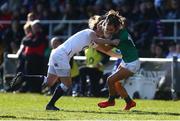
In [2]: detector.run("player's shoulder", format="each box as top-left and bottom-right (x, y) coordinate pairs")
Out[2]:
(78, 29), (95, 36)
(82, 28), (94, 33)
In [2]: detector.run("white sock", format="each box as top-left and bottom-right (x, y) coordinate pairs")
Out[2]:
(60, 83), (68, 92)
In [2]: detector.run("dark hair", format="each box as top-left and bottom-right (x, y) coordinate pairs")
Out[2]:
(104, 10), (126, 29)
(106, 14), (120, 27)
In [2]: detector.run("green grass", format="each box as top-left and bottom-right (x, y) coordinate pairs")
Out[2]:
(0, 93), (180, 120)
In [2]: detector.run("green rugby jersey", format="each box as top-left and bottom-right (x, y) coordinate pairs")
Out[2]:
(113, 28), (139, 63)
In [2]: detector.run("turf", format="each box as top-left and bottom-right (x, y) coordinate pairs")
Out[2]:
(0, 93), (180, 120)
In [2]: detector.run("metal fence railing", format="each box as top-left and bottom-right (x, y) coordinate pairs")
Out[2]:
(0, 19), (179, 41)
(153, 19), (180, 42)
(0, 20), (88, 39)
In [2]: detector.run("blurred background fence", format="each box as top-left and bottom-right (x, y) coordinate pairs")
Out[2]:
(0, 19), (180, 41)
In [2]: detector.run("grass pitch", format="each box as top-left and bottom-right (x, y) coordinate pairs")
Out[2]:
(0, 93), (180, 120)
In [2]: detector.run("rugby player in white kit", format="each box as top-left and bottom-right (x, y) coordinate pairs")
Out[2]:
(44, 15), (120, 110)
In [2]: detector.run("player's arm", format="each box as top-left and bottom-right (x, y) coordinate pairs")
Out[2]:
(95, 44), (113, 52)
(95, 38), (119, 46)
(90, 31), (119, 46)
(95, 44), (122, 58)
(105, 49), (122, 58)
(7, 44), (24, 59)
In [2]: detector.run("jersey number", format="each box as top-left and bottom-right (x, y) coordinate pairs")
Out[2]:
(128, 34), (136, 47)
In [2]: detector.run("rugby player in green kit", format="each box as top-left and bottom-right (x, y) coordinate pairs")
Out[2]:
(98, 10), (140, 110)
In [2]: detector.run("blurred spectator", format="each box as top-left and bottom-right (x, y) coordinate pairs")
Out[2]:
(168, 42), (180, 58)
(163, 0), (180, 36)
(166, 41), (177, 58)
(79, 46), (110, 97)
(15, 22), (32, 73)
(144, 42), (157, 57)
(8, 36), (60, 93)
(154, 43), (166, 58)
(164, 0), (180, 19)
(8, 0), (21, 12)
(20, 20), (48, 92)
(128, 1), (160, 57)
(19, 5), (29, 20)
(0, 2), (12, 30)
(175, 43), (180, 58)
(134, 21), (156, 47)
(1, 22), (31, 92)
(154, 0), (165, 18)
(7, 12), (37, 75)
(49, 5), (62, 20)
(53, 2), (80, 35)
(2, 20), (24, 53)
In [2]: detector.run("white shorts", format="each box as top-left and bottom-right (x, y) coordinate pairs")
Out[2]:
(48, 49), (71, 77)
(120, 59), (140, 73)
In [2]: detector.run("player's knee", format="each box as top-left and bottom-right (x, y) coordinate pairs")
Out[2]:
(107, 76), (119, 86)
(46, 79), (55, 87)
(107, 76), (113, 85)
(46, 75), (58, 87)
(62, 78), (72, 88)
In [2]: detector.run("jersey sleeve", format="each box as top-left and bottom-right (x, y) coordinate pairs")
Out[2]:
(89, 30), (97, 42)
(89, 30), (98, 48)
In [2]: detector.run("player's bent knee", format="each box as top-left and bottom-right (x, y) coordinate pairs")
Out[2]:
(107, 76), (114, 85)
(46, 74), (58, 87)
(60, 77), (72, 88)
(46, 78), (57, 87)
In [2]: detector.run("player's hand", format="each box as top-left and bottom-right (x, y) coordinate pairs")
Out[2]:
(111, 39), (119, 46)
(96, 62), (103, 68)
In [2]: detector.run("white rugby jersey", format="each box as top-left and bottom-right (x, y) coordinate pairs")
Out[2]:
(55, 29), (97, 58)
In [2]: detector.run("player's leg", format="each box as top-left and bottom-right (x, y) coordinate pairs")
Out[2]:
(10, 72), (25, 90)
(11, 72), (46, 88)
(46, 76), (72, 111)
(98, 67), (134, 109)
(45, 64), (72, 111)
(115, 81), (127, 98)
(117, 60), (140, 110)
(98, 58), (140, 110)
(45, 47), (73, 110)
(114, 81), (136, 110)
